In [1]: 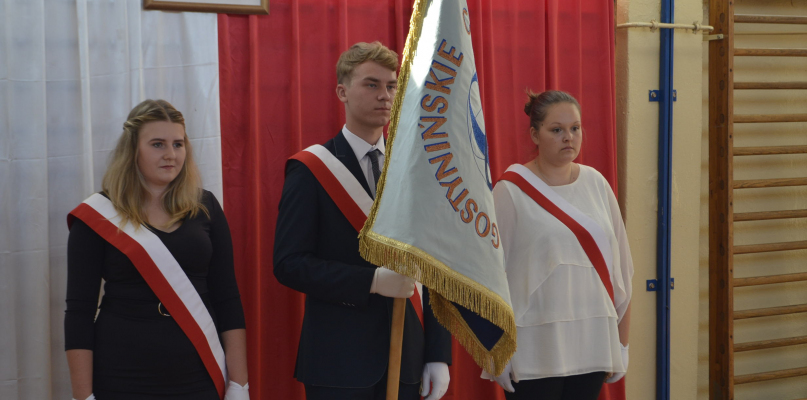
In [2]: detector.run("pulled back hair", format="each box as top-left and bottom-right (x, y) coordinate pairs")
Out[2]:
(102, 99), (207, 230)
(524, 90), (581, 129)
(336, 41), (398, 84)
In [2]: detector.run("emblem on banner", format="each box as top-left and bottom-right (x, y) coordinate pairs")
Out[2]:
(467, 73), (492, 191)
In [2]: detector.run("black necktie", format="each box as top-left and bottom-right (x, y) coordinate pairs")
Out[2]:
(367, 149), (382, 195)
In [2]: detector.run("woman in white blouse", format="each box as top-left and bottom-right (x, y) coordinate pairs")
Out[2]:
(489, 90), (633, 399)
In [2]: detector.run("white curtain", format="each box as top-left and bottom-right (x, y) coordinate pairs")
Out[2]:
(0, 1), (221, 398)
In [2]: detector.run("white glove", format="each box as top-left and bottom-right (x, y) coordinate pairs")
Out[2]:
(421, 362), (450, 400)
(606, 343), (629, 383)
(72, 395), (95, 400)
(370, 268), (415, 298)
(489, 362), (516, 393)
(224, 381), (250, 400)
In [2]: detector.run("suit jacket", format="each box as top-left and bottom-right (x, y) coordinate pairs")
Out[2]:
(273, 131), (452, 387)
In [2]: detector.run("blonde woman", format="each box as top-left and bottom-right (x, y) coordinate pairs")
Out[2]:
(65, 100), (249, 400)
(488, 91), (633, 400)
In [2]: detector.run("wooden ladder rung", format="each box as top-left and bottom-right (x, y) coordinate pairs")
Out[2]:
(734, 303), (807, 319)
(734, 209), (807, 221)
(735, 48), (807, 57)
(735, 335), (807, 352)
(735, 366), (807, 384)
(733, 177), (807, 189)
(734, 272), (807, 287)
(734, 114), (807, 123)
(735, 82), (807, 90)
(734, 240), (807, 254)
(734, 14), (807, 25)
(734, 145), (807, 156)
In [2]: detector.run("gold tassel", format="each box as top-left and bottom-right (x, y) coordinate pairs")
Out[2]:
(431, 293), (517, 376)
(360, 231), (517, 376)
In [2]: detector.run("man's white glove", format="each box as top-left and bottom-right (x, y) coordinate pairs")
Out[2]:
(224, 381), (250, 400)
(71, 395), (95, 400)
(605, 343), (629, 383)
(370, 268), (415, 298)
(490, 362), (516, 393)
(421, 362), (450, 400)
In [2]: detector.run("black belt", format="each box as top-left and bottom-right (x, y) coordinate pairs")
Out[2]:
(99, 297), (172, 319)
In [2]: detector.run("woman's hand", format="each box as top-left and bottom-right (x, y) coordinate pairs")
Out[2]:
(222, 329), (249, 385)
(222, 329), (249, 398)
(224, 381), (250, 400)
(605, 343), (629, 383)
(66, 349), (93, 400)
(605, 371), (625, 383)
(492, 362), (517, 393)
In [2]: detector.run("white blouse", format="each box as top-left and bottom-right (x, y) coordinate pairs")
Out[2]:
(493, 164), (634, 380)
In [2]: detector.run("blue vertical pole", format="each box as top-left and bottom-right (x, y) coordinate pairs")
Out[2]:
(657, 0), (674, 399)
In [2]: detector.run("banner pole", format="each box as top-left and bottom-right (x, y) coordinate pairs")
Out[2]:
(386, 298), (406, 400)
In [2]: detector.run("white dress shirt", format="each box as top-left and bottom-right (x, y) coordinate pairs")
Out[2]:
(342, 125), (386, 197)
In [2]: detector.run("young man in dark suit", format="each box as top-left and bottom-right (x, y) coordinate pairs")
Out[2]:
(273, 41), (452, 400)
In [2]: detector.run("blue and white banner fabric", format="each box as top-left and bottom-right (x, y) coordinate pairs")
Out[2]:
(359, 0), (515, 375)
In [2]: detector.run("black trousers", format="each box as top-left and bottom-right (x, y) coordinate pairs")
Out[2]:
(504, 372), (607, 400)
(305, 377), (420, 400)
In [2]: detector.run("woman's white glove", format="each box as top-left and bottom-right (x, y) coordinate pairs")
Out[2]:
(370, 268), (415, 298)
(421, 362), (450, 400)
(606, 343), (629, 383)
(483, 361), (516, 393)
(224, 381), (250, 400)
(72, 395), (95, 400)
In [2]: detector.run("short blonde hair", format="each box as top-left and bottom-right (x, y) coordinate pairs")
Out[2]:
(336, 41), (398, 84)
(102, 99), (207, 229)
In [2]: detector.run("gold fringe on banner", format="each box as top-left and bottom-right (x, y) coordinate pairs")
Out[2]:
(358, 0), (517, 376)
(361, 231), (517, 376)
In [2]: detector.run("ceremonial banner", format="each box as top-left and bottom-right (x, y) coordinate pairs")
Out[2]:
(359, 0), (515, 375)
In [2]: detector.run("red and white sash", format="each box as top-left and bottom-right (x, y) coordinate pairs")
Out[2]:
(67, 194), (227, 399)
(499, 165), (615, 304)
(289, 145), (425, 327)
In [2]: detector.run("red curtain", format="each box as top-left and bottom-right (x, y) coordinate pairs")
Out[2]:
(218, 1), (621, 399)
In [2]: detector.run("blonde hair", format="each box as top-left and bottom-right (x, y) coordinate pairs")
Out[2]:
(336, 41), (398, 84)
(102, 99), (207, 229)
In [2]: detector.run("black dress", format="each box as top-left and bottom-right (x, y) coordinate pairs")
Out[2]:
(64, 191), (246, 399)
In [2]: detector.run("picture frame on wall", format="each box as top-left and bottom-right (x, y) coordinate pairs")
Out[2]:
(143, 0), (269, 15)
